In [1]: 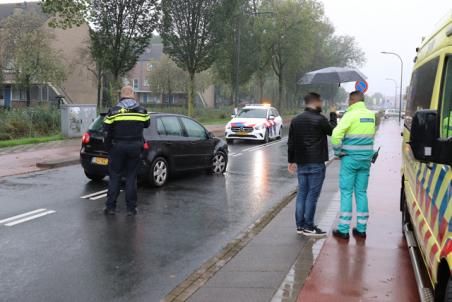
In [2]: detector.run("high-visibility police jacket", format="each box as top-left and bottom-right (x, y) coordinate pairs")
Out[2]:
(103, 98), (150, 147)
(443, 111), (452, 138)
(331, 102), (376, 160)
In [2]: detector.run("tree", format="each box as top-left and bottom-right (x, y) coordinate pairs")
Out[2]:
(261, 0), (324, 110)
(160, 0), (235, 116)
(43, 0), (160, 102)
(0, 10), (65, 106)
(148, 55), (186, 105)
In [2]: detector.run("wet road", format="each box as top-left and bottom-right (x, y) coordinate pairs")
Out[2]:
(0, 134), (298, 301)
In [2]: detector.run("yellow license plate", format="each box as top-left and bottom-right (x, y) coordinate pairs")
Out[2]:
(92, 157), (108, 165)
(237, 131), (248, 136)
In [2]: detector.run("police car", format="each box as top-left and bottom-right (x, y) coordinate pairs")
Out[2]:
(225, 104), (283, 144)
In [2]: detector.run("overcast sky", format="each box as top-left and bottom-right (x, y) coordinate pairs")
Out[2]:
(320, 0), (451, 97)
(2, 0), (451, 97)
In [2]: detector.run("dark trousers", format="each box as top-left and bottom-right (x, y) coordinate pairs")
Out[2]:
(295, 163), (326, 229)
(106, 141), (142, 210)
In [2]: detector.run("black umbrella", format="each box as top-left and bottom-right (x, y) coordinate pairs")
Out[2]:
(298, 67), (367, 85)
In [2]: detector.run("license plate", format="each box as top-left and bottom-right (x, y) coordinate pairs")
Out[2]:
(237, 131), (248, 136)
(92, 157), (108, 165)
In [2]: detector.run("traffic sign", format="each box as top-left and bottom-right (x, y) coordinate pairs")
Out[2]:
(355, 80), (369, 93)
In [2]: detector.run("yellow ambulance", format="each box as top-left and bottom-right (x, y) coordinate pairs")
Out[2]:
(401, 14), (452, 301)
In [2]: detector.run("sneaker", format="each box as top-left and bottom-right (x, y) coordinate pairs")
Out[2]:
(332, 229), (350, 240)
(103, 207), (116, 215)
(302, 226), (327, 237)
(127, 208), (138, 216)
(296, 227), (304, 235)
(352, 228), (366, 238)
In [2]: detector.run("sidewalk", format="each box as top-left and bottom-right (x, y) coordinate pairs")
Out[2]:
(0, 124), (225, 178)
(296, 120), (419, 302)
(178, 120), (418, 302)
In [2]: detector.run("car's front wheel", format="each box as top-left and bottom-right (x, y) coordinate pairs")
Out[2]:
(277, 126), (283, 140)
(148, 157), (169, 187)
(226, 139), (234, 144)
(209, 151), (227, 174)
(84, 171), (105, 182)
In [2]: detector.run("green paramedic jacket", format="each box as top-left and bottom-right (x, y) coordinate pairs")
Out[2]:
(331, 102), (376, 161)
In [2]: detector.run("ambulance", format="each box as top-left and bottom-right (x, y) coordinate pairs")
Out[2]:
(401, 14), (452, 301)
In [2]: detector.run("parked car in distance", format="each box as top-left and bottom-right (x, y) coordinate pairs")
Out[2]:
(384, 109), (399, 119)
(80, 113), (228, 187)
(224, 104), (283, 144)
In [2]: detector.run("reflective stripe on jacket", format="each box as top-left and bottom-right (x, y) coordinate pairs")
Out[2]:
(331, 102), (376, 160)
(104, 108), (150, 124)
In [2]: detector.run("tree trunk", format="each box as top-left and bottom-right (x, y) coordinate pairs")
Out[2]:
(96, 73), (103, 112)
(277, 74), (283, 111)
(187, 72), (195, 117)
(258, 74), (264, 103)
(26, 84), (31, 107)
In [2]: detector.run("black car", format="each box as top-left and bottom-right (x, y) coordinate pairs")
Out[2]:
(80, 113), (228, 187)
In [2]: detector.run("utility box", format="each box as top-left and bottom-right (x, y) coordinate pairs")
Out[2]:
(60, 104), (97, 138)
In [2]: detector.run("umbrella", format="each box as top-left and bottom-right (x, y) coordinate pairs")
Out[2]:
(298, 67), (367, 85)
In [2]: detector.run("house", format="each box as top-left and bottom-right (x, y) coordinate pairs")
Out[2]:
(124, 42), (216, 108)
(0, 2), (97, 107)
(123, 42), (163, 105)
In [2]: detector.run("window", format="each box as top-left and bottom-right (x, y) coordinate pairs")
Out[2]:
(180, 118), (207, 139)
(237, 108), (267, 118)
(156, 118), (166, 135)
(133, 79), (139, 90)
(271, 109), (279, 117)
(405, 57), (439, 129)
(143, 79), (150, 87)
(160, 116), (183, 136)
(440, 56), (452, 138)
(147, 63), (153, 71)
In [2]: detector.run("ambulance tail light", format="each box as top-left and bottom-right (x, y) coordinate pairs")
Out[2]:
(82, 132), (90, 144)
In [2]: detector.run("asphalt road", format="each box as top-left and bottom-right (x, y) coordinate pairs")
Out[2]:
(0, 133), (300, 302)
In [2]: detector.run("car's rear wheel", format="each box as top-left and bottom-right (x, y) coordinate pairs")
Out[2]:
(149, 157), (169, 187)
(210, 151), (227, 174)
(84, 171), (105, 182)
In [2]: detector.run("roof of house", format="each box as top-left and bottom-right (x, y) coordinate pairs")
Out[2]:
(139, 43), (163, 61)
(0, 2), (45, 22)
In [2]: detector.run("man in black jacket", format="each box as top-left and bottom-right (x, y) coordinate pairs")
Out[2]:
(288, 92), (337, 237)
(103, 86), (150, 216)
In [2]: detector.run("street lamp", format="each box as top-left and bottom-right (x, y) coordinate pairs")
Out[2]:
(385, 78), (398, 111)
(381, 51), (404, 122)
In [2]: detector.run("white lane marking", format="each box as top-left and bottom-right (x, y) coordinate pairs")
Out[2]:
(0, 208), (46, 224)
(243, 138), (287, 153)
(90, 193), (107, 200)
(4, 210), (56, 227)
(231, 153), (243, 157)
(80, 189), (108, 199)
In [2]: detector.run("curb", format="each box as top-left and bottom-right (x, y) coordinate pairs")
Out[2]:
(36, 157), (80, 169)
(164, 189), (298, 302)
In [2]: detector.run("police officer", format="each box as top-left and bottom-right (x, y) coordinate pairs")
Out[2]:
(331, 91), (376, 239)
(103, 86), (150, 216)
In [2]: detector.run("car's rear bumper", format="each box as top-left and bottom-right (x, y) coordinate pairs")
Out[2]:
(80, 149), (150, 177)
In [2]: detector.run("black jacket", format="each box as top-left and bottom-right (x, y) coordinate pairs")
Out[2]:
(288, 107), (337, 164)
(104, 98), (150, 148)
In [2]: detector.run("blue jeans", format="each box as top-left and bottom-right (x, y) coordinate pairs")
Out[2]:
(295, 163), (326, 229)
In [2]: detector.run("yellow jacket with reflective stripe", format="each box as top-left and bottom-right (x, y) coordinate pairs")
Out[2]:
(331, 102), (376, 160)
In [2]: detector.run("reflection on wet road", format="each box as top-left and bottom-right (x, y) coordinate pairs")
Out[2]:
(0, 135), (297, 302)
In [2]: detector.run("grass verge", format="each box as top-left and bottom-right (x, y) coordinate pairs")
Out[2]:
(0, 134), (64, 149)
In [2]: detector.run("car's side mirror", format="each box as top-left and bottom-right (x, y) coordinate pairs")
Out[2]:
(410, 110), (452, 166)
(231, 114), (236, 118)
(269, 115), (275, 120)
(207, 131), (214, 139)
(409, 110), (438, 162)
